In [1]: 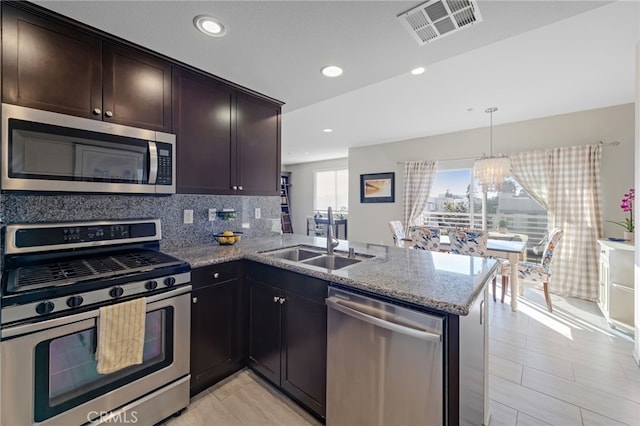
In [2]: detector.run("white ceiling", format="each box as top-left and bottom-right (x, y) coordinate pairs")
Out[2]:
(34, 1), (639, 165)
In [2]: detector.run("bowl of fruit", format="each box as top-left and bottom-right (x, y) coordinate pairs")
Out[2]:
(214, 230), (242, 245)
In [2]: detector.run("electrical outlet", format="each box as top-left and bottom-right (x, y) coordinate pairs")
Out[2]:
(208, 208), (217, 221)
(183, 209), (194, 224)
(254, 208), (261, 219)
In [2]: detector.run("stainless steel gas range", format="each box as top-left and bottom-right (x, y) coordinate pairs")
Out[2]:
(0, 218), (191, 426)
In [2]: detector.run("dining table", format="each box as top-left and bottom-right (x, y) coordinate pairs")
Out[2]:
(441, 236), (528, 311)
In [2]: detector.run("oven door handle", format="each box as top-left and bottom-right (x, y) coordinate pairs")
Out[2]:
(1, 285), (191, 339)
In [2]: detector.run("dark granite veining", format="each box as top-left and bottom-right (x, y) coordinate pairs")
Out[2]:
(166, 234), (498, 316)
(0, 193), (281, 251)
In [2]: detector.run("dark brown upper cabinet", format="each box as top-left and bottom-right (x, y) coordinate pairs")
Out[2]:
(1, 3), (172, 132)
(101, 43), (171, 132)
(173, 67), (235, 195)
(173, 67), (281, 196)
(235, 93), (281, 196)
(1, 3), (101, 119)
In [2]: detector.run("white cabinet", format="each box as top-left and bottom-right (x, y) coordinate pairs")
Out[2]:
(597, 240), (634, 333)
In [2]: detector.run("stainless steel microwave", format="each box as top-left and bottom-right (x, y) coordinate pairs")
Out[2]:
(1, 104), (175, 194)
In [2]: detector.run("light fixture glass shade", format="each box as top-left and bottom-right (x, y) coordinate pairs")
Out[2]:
(474, 155), (510, 192)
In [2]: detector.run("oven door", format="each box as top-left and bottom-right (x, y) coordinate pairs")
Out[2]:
(0, 287), (190, 426)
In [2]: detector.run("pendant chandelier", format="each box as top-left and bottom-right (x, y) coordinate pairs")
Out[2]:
(473, 107), (510, 193)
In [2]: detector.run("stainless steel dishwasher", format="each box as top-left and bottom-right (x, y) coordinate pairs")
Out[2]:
(326, 287), (444, 426)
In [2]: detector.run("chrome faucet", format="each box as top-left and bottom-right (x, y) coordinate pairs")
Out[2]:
(326, 206), (340, 255)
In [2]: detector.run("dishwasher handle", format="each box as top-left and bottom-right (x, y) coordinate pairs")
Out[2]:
(326, 296), (441, 343)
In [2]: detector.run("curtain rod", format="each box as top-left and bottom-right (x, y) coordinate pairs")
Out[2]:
(395, 140), (620, 164)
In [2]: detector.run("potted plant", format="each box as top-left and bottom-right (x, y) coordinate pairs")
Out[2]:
(608, 188), (634, 240)
(497, 217), (509, 233)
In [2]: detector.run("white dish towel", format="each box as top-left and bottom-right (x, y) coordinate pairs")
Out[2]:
(96, 297), (146, 374)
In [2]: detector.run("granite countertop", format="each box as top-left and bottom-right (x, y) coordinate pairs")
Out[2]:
(165, 234), (498, 316)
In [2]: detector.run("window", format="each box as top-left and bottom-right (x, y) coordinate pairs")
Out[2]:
(423, 168), (547, 260)
(486, 178), (548, 261)
(424, 169), (478, 229)
(313, 169), (348, 215)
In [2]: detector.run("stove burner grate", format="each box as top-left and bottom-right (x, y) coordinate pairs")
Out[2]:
(7, 250), (183, 293)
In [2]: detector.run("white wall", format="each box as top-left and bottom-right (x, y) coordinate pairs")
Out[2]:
(634, 41), (639, 365)
(283, 157), (348, 237)
(348, 103), (635, 246)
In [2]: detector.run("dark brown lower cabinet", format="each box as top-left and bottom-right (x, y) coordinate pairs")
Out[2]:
(190, 262), (245, 396)
(280, 289), (327, 414)
(246, 279), (281, 384)
(246, 263), (327, 420)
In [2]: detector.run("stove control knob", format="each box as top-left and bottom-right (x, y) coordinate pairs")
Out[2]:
(36, 301), (55, 315)
(109, 286), (124, 298)
(66, 295), (84, 308)
(163, 276), (176, 287)
(145, 280), (158, 291)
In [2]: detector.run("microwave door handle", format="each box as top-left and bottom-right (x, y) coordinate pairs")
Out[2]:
(148, 141), (158, 184)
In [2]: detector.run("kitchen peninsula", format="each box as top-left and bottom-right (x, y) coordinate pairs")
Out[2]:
(168, 234), (498, 425)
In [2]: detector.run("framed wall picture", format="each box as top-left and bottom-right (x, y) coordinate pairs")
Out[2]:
(360, 172), (395, 203)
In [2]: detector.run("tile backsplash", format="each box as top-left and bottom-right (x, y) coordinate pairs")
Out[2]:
(0, 193), (281, 250)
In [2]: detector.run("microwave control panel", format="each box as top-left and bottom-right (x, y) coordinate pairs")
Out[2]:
(156, 142), (173, 185)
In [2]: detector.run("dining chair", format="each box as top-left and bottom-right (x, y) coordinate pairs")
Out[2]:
(448, 228), (507, 303)
(307, 217), (325, 236)
(388, 221), (413, 248)
(408, 226), (441, 251)
(447, 228), (488, 257)
(495, 228), (564, 312)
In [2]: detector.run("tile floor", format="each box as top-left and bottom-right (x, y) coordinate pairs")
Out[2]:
(166, 287), (639, 426)
(488, 287), (638, 425)
(164, 369), (320, 426)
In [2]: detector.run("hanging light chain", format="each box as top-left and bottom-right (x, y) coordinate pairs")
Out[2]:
(485, 107), (497, 156)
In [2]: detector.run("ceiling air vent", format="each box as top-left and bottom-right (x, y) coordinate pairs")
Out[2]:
(397, 0), (483, 45)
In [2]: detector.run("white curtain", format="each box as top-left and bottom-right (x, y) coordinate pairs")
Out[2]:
(510, 149), (550, 210)
(510, 145), (603, 300)
(403, 161), (437, 228)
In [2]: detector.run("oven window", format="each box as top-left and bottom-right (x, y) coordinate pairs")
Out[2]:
(34, 307), (174, 422)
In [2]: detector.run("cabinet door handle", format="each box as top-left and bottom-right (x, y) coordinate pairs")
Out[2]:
(105, 110), (113, 118)
(279, 297), (286, 304)
(480, 300), (485, 325)
(213, 272), (220, 279)
(232, 185), (238, 190)
(92, 108), (101, 115)
(238, 186), (243, 191)
(273, 296), (279, 303)
(192, 297), (198, 304)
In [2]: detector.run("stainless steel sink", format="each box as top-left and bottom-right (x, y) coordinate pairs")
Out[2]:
(301, 255), (361, 270)
(261, 245), (371, 270)
(266, 247), (323, 262)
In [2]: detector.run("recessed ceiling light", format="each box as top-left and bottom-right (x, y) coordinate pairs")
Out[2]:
(411, 67), (426, 75)
(194, 15), (227, 37)
(321, 65), (343, 78)
(323, 128), (333, 133)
